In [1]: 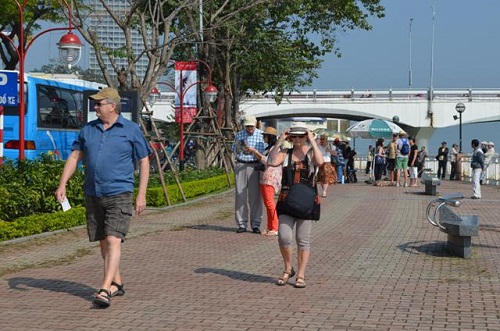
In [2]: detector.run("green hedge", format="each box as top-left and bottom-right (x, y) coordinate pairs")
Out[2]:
(0, 156), (84, 222)
(0, 207), (87, 242)
(145, 173), (234, 206)
(0, 173), (234, 243)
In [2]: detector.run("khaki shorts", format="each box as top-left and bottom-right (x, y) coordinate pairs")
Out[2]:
(85, 192), (133, 242)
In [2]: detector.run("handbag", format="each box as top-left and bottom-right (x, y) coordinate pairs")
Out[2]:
(276, 150), (321, 220)
(375, 155), (385, 165)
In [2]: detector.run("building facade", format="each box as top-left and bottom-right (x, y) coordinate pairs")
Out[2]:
(88, 0), (149, 79)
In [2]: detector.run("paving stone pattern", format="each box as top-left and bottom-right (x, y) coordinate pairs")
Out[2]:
(1, 175), (500, 330)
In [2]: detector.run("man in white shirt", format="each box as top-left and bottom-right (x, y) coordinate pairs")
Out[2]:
(481, 141), (495, 185)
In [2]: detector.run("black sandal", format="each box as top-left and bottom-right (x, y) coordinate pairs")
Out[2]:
(110, 281), (125, 297)
(93, 288), (111, 308)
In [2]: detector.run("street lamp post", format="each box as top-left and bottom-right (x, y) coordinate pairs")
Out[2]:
(408, 18), (413, 89)
(428, 7), (436, 124)
(11, 0), (83, 160)
(150, 60), (217, 170)
(455, 102), (466, 153)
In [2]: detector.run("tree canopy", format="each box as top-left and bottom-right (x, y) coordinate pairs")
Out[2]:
(0, 0), (69, 70)
(1, 0), (385, 128)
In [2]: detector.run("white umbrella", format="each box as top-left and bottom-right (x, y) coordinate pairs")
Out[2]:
(346, 118), (404, 139)
(346, 119), (405, 182)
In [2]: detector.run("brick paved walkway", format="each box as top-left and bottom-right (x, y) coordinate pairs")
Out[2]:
(1, 174), (500, 330)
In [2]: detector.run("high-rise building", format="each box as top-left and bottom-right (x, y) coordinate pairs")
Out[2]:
(88, 0), (149, 79)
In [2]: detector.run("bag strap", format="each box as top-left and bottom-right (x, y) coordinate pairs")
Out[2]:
(286, 149), (294, 187)
(286, 149), (318, 190)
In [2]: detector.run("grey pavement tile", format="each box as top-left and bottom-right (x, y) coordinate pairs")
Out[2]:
(1, 175), (500, 330)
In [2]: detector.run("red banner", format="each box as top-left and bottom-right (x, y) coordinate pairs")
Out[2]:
(174, 61), (198, 123)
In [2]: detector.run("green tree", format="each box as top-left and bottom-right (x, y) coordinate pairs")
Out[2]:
(0, 0), (68, 70)
(196, 0), (385, 127)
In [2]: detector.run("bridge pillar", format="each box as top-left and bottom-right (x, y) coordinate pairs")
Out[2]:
(406, 126), (436, 152)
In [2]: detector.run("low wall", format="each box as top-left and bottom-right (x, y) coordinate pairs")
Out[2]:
(354, 155), (500, 185)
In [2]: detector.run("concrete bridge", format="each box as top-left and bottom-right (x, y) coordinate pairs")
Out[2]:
(239, 88), (500, 146)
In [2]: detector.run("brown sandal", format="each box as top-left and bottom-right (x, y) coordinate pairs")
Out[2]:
(276, 267), (295, 286)
(294, 277), (306, 288)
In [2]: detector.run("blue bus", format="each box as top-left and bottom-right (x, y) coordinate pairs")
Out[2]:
(1, 71), (140, 160)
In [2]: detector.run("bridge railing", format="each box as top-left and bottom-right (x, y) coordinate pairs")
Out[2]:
(244, 88), (500, 103)
(354, 154), (500, 185)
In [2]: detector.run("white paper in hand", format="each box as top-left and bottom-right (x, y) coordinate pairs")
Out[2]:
(61, 197), (72, 212)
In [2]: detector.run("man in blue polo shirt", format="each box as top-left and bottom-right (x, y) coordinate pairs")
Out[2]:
(55, 87), (151, 308)
(232, 115), (266, 233)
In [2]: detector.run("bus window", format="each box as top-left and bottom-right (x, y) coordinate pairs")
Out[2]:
(37, 85), (84, 130)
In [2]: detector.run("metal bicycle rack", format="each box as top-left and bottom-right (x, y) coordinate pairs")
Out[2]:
(425, 193), (464, 230)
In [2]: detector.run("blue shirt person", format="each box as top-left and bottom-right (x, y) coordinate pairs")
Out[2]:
(55, 87), (151, 308)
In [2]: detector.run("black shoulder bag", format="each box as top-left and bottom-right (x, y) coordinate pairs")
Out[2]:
(276, 150), (321, 220)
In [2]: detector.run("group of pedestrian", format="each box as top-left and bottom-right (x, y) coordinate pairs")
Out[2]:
(52, 86), (494, 307)
(371, 131), (422, 187)
(369, 134), (493, 200)
(433, 139), (495, 187)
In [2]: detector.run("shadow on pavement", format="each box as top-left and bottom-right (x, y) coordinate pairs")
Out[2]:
(398, 240), (453, 257)
(195, 267), (275, 283)
(8, 277), (95, 301)
(187, 224), (236, 232)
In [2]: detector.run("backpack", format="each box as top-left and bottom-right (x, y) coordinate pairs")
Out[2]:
(400, 138), (410, 155)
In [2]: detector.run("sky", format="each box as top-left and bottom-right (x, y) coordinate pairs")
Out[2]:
(25, 0), (499, 155)
(312, 0), (500, 90)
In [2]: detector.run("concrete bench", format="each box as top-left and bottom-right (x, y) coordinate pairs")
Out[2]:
(438, 206), (479, 258)
(426, 193), (479, 258)
(421, 172), (440, 196)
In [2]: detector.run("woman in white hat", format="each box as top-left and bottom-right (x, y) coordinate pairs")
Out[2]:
(267, 122), (323, 288)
